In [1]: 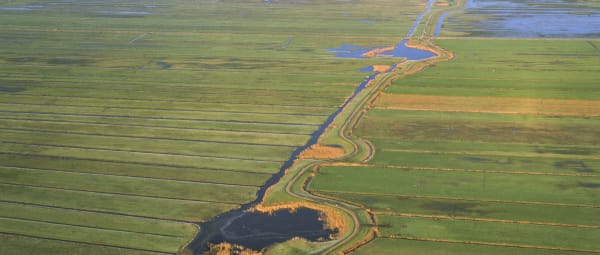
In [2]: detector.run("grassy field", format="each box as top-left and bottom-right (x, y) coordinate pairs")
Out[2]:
(309, 36), (600, 255)
(0, 0), (431, 254)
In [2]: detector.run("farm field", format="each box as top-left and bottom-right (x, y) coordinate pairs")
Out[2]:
(0, 0), (430, 254)
(309, 21), (600, 255)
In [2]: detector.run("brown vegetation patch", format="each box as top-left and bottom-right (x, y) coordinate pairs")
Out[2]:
(361, 46), (395, 58)
(205, 242), (261, 255)
(298, 144), (346, 159)
(372, 65), (391, 73)
(254, 202), (348, 237)
(376, 94), (600, 117)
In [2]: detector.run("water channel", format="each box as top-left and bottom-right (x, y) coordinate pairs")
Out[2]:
(187, 0), (438, 253)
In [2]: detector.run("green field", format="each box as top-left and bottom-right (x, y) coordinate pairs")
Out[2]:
(2, 0), (599, 254)
(309, 36), (600, 254)
(0, 0), (435, 254)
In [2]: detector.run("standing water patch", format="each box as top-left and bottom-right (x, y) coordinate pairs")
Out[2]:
(194, 208), (335, 252)
(328, 40), (436, 60)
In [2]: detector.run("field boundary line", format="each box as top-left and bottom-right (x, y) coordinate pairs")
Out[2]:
(315, 190), (600, 208)
(0, 110), (320, 127)
(0, 127), (298, 148)
(0, 182), (244, 206)
(0, 87), (341, 101)
(0, 116), (313, 136)
(381, 236), (600, 253)
(375, 212), (600, 229)
(0, 101), (331, 117)
(0, 26), (397, 40)
(0, 141), (284, 163)
(375, 106), (600, 117)
(322, 163), (599, 177)
(0, 231), (174, 255)
(0, 165), (260, 188)
(380, 148), (600, 160)
(9, 93), (339, 110)
(0, 151), (273, 175)
(0, 216), (184, 238)
(0, 200), (191, 223)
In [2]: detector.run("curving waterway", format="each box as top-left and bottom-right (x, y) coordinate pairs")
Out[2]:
(186, 0), (438, 253)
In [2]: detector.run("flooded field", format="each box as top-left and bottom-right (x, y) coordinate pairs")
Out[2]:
(437, 0), (600, 37)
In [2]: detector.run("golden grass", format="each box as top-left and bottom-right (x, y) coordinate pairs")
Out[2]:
(206, 242), (262, 255)
(375, 94), (600, 117)
(372, 65), (392, 73)
(298, 144), (346, 160)
(254, 202), (349, 238)
(361, 46), (395, 58)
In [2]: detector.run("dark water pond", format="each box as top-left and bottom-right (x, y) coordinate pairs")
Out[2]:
(191, 208), (335, 252)
(439, 0), (600, 38)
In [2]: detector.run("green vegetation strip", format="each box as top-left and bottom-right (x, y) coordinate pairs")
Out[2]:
(378, 216), (600, 252)
(311, 166), (600, 206)
(354, 238), (597, 255)
(317, 191), (600, 227)
(0, 233), (166, 255)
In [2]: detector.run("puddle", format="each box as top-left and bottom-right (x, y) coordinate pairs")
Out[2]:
(357, 19), (377, 23)
(94, 10), (152, 16)
(0, 87), (26, 93)
(47, 58), (94, 65)
(157, 61), (172, 69)
(7, 57), (35, 63)
(0, 5), (46, 11)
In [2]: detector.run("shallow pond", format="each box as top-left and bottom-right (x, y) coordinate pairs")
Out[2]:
(438, 0), (600, 38)
(328, 40), (436, 60)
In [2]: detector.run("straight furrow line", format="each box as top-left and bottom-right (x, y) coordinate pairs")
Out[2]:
(381, 236), (600, 254)
(0, 26), (397, 40)
(0, 231), (174, 255)
(0, 152), (273, 175)
(324, 163), (599, 177)
(0, 127), (298, 148)
(375, 212), (600, 229)
(0, 200), (190, 223)
(376, 106), (600, 117)
(316, 190), (600, 208)
(6, 94), (339, 110)
(0, 101), (330, 117)
(0, 141), (284, 163)
(0, 165), (260, 188)
(0, 117), (313, 136)
(16, 81), (349, 97)
(9, 85), (341, 101)
(380, 148), (600, 161)
(0, 182), (244, 206)
(0, 110), (321, 127)
(0, 216), (184, 238)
